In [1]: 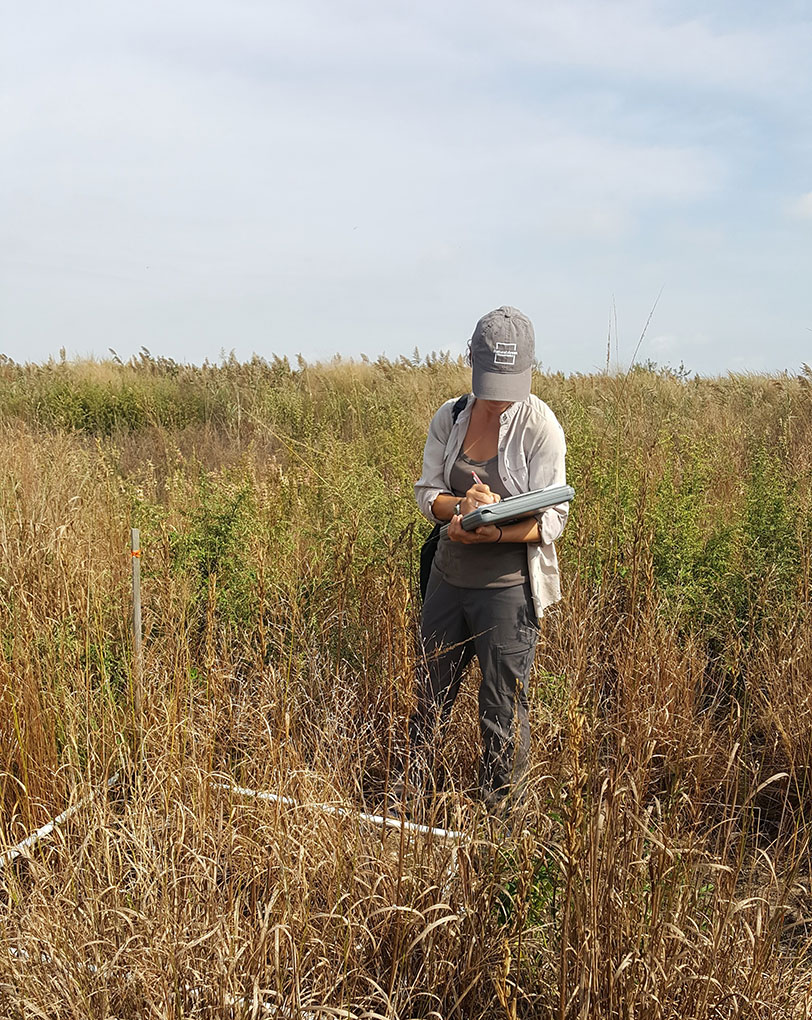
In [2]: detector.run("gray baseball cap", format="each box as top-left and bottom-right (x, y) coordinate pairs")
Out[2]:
(470, 306), (534, 401)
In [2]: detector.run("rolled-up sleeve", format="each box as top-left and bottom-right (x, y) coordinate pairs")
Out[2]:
(414, 402), (454, 523)
(528, 418), (568, 545)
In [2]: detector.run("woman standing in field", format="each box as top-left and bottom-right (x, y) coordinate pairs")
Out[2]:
(407, 306), (568, 813)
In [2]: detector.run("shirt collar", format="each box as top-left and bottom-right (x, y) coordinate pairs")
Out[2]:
(501, 400), (524, 427)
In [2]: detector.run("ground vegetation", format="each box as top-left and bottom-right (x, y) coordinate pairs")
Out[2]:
(1, 351), (812, 1018)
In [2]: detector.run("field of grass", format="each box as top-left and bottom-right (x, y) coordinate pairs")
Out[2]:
(1, 350), (812, 1018)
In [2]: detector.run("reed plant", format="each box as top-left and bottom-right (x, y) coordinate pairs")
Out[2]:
(1, 353), (811, 1017)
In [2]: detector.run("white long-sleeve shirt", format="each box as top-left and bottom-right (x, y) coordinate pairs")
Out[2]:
(414, 393), (569, 619)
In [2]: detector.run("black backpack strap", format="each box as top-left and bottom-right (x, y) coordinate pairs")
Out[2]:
(419, 394), (469, 601)
(451, 393), (468, 424)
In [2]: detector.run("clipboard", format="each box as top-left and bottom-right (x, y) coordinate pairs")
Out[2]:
(438, 484), (574, 537)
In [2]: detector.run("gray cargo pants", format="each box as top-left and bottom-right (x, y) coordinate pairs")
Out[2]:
(409, 568), (539, 807)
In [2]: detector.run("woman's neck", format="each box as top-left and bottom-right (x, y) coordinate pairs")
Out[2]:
(463, 399), (512, 460)
(472, 398), (513, 421)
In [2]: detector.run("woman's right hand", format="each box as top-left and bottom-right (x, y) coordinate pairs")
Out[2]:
(459, 483), (501, 516)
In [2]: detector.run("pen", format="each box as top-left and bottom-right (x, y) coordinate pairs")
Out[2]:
(471, 469), (493, 510)
(471, 469), (500, 510)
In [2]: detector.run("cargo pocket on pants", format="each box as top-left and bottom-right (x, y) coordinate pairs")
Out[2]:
(495, 632), (536, 702)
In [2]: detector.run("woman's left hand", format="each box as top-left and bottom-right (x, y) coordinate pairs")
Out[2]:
(448, 517), (502, 544)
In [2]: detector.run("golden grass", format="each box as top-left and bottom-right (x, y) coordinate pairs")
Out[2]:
(1, 359), (812, 1017)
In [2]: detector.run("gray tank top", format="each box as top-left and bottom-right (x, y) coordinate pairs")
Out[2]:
(433, 452), (528, 588)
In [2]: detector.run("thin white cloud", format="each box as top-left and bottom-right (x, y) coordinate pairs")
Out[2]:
(792, 193), (812, 220)
(494, 0), (808, 96)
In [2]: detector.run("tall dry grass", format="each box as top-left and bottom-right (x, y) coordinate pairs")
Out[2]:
(1, 354), (812, 1017)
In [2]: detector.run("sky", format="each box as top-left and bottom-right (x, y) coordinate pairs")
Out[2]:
(2, 0), (811, 376)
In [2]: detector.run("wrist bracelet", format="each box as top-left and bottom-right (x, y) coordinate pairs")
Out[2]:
(496, 526), (503, 543)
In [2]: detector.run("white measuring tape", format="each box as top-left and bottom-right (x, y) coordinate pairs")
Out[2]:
(214, 782), (466, 841)
(0, 773), (121, 870)
(1, 772), (464, 877)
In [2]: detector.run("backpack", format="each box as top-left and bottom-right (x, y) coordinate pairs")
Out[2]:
(418, 394), (469, 601)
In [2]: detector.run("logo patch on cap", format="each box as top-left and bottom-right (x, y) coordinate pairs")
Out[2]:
(493, 342), (518, 366)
